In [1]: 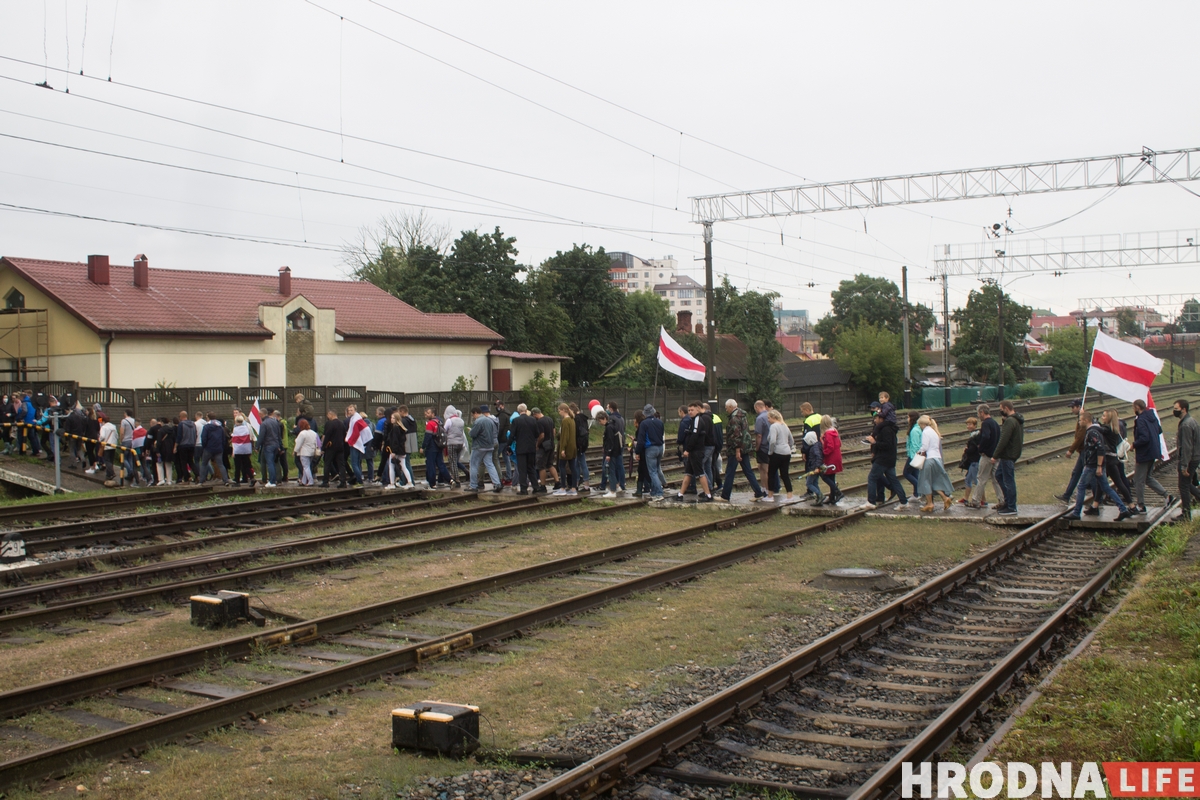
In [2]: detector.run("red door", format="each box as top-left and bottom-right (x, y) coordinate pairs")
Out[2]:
(491, 369), (512, 392)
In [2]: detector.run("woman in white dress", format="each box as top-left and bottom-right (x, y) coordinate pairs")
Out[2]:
(916, 415), (955, 512)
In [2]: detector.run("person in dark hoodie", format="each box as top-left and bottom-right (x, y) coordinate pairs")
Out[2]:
(865, 406), (907, 507)
(673, 402), (713, 502)
(598, 410), (623, 498)
(175, 411), (198, 483)
(1131, 398), (1172, 514)
(320, 409), (349, 488)
(1063, 409), (1132, 522)
(991, 400), (1024, 516)
(633, 403), (666, 499)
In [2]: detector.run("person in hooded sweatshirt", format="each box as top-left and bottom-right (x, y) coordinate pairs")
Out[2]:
(175, 411), (198, 484)
(444, 405), (468, 488)
(801, 429), (825, 505)
(820, 414), (844, 505)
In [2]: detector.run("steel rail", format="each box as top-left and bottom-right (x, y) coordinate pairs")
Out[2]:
(0, 495), (541, 610)
(0, 485), (253, 525)
(1, 492), (479, 585)
(0, 503), (814, 790)
(0, 496), (600, 633)
(18, 487), (373, 548)
(512, 509), (1072, 800)
(848, 505), (1173, 800)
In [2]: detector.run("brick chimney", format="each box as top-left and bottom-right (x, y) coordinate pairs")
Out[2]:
(87, 254), (110, 286)
(278, 266), (292, 296)
(133, 254), (149, 289)
(676, 310), (693, 332)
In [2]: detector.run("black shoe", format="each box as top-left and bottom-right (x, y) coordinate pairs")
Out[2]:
(699, 494), (713, 503)
(1167, 495), (1177, 507)
(669, 495), (684, 502)
(997, 508), (1019, 516)
(1116, 509), (1134, 522)
(1055, 493), (1071, 503)
(518, 489), (529, 496)
(493, 485), (504, 493)
(831, 492), (844, 505)
(1063, 514), (1081, 521)
(1083, 507), (1101, 516)
(1134, 505), (1147, 515)
(535, 486), (548, 494)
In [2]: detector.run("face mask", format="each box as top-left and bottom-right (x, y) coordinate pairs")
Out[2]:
(1174, 409), (1183, 418)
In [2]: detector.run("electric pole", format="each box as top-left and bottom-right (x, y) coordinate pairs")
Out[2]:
(703, 222), (717, 402)
(997, 285), (1006, 401)
(901, 266), (912, 408)
(943, 273), (951, 408)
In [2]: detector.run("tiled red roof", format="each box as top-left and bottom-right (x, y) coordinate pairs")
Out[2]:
(0, 257), (502, 342)
(489, 349), (571, 362)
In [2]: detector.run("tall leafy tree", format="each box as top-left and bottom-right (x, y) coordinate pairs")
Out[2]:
(832, 323), (909, 399)
(523, 268), (572, 357)
(1181, 298), (1200, 333)
(600, 291), (676, 387)
(537, 244), (632, 385)
(714, 277), (783, 404)
(1032, 324), (1096, 395)
(951, 283), (1032, 383)
(1115, 307), (1141, 338)
(813, 274), (935, 356)
(441, 228), (530, 351)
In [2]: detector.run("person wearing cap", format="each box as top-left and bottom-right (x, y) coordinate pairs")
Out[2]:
(1055, 398), (1088, 504)
(468, 405), (502, 492)
(633, 403), (666, 499)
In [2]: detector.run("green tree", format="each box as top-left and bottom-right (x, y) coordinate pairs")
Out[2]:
(714, 277), (783, 404)
(813, 274), (935, 355)
(537, 244), (632, 385)
(441, 228), (530, 351)
(831, 323), (908, 399)
(519, 369), (560, 412)
(951, 283), (1032, 383)
(598, 291), (675, 387)
(1181, 299), (1200, 334)
(523, 268), (573, 357)
(1032, 324), (1096, 395)
(1116, 307), (1141, 338)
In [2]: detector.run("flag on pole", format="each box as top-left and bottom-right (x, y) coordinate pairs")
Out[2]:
(1084, 329), (1163, 403)
(1146, 391), (1171, 463)
(248, 399), (263, 435)
(657, 326), (707, 383)
(346, 411), (372, 453)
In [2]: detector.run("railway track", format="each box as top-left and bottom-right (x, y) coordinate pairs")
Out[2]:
(512, 506), (1176, 800)
(0, 485), (255, 527)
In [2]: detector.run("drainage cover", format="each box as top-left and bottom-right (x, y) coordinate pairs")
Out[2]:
(811, 567), (902, 591)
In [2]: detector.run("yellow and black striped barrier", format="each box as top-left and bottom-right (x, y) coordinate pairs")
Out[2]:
(2, 421), (143, 467)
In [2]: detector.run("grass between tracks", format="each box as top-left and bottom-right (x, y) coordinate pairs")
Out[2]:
(6, 511), (1012, 800)
(992, 515), (1200, 766)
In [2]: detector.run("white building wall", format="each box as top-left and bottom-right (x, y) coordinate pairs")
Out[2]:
(107, 337), (286, 388)
(315, 341), (490, 391)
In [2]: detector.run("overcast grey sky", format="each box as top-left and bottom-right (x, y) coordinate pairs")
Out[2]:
(1, 1), (1198, 323)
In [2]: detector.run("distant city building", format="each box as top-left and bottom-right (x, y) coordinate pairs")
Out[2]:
(1030, 313), (1080, 340)
(608, 252), (679, 293)
(773, 308), (810, 334)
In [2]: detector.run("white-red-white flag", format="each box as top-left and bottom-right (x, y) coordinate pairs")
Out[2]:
(1023, 333), (1048, 354)
(248, 399), (262, 435)
(657, 326), (707, 383)
(1146, 391), (1171, 463)
(346, 411), (372, 453)
(1085, 329), (1163, 403)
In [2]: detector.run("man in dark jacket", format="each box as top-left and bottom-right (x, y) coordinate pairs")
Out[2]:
(494, 399), (512, 486)
(866, 412), (907, 506)
(1174, 399), (1200, 520)
(1131, 398), (1171, 513)
(968, 404), (1005, 509)
(320, 409), (348, 489)
(510, 404), (541, 495)
(257, 410), (283, 488)
(601, 402), (626, 493)
(176, 411), (198, 483)
(532, 408), (558, 491)
(673, 402), (713, 502)
(633, 403), (666, 499)
(991, 400), (1024, 515)
(64, 405), (87, 468)
(598, 410), (624, 497)
(573, 404), (592, 491)
(720, 399), (765, 501)
(199, 418), (230, 485)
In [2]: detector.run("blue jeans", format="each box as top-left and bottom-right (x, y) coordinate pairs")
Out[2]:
(867, 463), (907, 505)
(1072, 469), (1126, 515)
(123, 446), (139, 483)
(425, 446), (450, 485)
(721, 451), (763, 500)
(200, 451), (228, 483)
(806, 473), (823, 500)
(605, 455), (623, 491)
(575, 452), (589, 486)
(349, 448), (366, 483)
(644, 445), (664, 497)
(1062, 453), (1085, 499)
(995, 459), (1017, 511)
(262, 444), (279, 484)
(902, 459), (921, 495)
(470, 447), (500, 489)
(965, 461), (979, 489)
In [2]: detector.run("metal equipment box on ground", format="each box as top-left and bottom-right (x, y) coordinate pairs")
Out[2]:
(189, 590), (250, 628)
(392, 701), (480, 757)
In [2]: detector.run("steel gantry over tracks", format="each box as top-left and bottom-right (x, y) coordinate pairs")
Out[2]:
(932, 228), (1200, 276)
(690, 146), (1200, 223)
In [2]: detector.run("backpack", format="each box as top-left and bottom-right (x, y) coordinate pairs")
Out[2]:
(434, 418), (447, 449)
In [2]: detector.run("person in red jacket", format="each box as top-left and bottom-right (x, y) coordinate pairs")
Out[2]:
(820, 414), (844, 505)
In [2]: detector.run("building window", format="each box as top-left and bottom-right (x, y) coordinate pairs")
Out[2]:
(6, 358), (28, 380)
(644, 272), (649, 278)
(681, 300), (690, 306)
(656, 291), (666, 297)
(629, 281), (638, 288)
(669, 291), (675, 297)
(669, 300), (675, 306)
(287, 309), (312, 330)
(248, 360), (264, 388)
(678, 289), (693, 299)
(4, 289), (24, 310)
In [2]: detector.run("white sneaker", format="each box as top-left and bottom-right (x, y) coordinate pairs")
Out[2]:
(551, 488), (568, 496)
(84, 468), (96, 474)
(862, 502), (877, 510)
(382, 484), (395, 490)
(602, 491), (617, 499)
(265, 482), (276, 488)
(567, 489), (578, 496)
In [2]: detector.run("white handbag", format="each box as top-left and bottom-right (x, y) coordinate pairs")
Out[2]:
(910, 453), (926, 470)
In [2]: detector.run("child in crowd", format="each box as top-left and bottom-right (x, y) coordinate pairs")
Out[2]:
(958, 415), (980, 504)
(877, 391), (898, 427)
(802, 430), (825, 504)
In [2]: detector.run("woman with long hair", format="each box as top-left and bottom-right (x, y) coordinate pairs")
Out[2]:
(383, 410), (412, 489)
(1100, 408), (1133, 505)
(916, 415), (955, 512)
(632, 409), (650, 496)
(903, 411), (922, 497)
(765, 409), (795, 502)
(292, 418), (320, 487)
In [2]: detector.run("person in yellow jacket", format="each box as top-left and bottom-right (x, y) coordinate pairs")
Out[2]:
(554, 403), (578, 496)
(800, 402), (823, 436)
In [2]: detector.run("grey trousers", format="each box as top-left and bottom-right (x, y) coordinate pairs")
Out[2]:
(969, 456), (1005, 506)
(1133, 460), (1167, 506)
